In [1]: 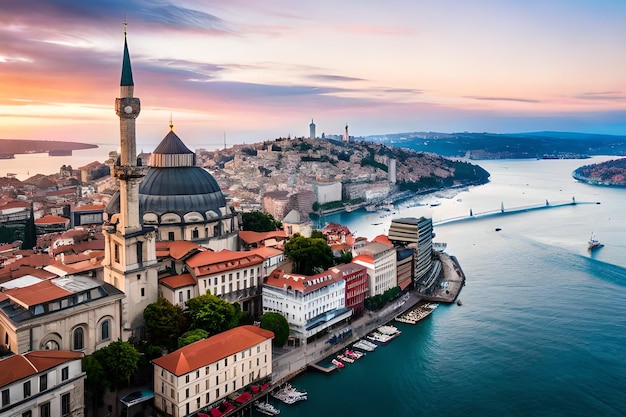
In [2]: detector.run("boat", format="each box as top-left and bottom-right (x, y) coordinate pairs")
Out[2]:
(364, 204), (377, 212)
(271, 383), (307, 404)
(254, 401), (281, 416)
(331, 358), (344, 368)
(588, 233), (604, 251)
(337, 354), (354, 363)
(395, 302), (439, 325)
(353, 340), (376, 352)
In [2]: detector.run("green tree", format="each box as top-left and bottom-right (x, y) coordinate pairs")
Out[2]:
(310, 230), (324, 239)
(186, 294), (240, 336)
(242, 211), (282, 232)
(260, 312), (289, 347)
(284, 235), (334, 275)
(178, 329), (209, 348)
(92, 340), (141, 390)
(82, 355), (109, 411)
(22, 203), (37, 250)
(312, 202), (320, 212)
(143, 297), (188, 352)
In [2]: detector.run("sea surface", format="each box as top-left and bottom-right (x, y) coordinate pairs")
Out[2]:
(274, 157), (626, 417)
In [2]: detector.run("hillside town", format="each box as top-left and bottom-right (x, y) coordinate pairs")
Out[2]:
(0, 34), (466, 417)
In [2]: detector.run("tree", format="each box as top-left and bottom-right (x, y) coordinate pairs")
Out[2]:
(260, 312), (289, 347)
(186, 294), (240, 336)
(242, 211), (282, 232)
(92, 341), (141, 390)
(178, 329), (209, 348)
(312, 202), (320, 212)
(284, 235), (334, 275)
(82, 355), (109, 411)
(310, 230), (324, 239)
(143, 297), (188, 352)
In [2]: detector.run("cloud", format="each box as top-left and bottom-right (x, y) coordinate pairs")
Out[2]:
(308, 74), (366, 82)
(465, 96), (540, 104)
(574, 91), (626, 101)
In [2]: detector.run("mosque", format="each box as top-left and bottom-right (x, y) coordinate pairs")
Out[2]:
(100, 30), (240, 340)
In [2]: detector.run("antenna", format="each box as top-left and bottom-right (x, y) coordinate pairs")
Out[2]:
(169, 113), (174, 130)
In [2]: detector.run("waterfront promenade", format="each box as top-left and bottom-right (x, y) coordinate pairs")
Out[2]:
(270, 252), (464, 384)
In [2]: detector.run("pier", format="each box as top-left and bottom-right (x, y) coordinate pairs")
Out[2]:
(433, 197), (600, 226)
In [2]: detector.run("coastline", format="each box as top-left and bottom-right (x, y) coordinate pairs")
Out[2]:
(270, 250), (465, 386)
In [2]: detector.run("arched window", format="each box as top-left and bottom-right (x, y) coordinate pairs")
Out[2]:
(101, 320), (110, 341)
(42, 340), (60, 350)
(73, 327), (84, 350)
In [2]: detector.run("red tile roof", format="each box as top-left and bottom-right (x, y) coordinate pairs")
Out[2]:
(160, 273), (197, 290)
(0, 201), (30, 211)
(372, 234), (393, 246)
(5, 280), (72, 308)
(168, 240), (204, 260)
(152, 325), (274, 376)
(264, 268), (344, 294)
(186, 250), (264, 277)
(238, 230), (286, 245)
(73, 204), (105, 211)
(0, 350), (83, 388)
(35, 215), (70, 225)
(352, 254), (374, 266)
(248, 247), (283, 259)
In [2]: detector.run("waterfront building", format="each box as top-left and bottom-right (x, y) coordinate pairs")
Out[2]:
(310, 181), (342, 205)
(387, 217), (433, 281)
(0, 275), (124, 355)
(331, 263), (368, 318)
(0, 350), (85, 417)
(262, 268), (351, 343)
(152, 325), (273, 417)
(353, 242), (397, 296)
(396, 247), (414, 290)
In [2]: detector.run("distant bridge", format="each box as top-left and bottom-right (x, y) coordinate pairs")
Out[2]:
(433, 197), (601, 226)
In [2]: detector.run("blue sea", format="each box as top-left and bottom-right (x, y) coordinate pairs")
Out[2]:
(274, 157), (626, 417)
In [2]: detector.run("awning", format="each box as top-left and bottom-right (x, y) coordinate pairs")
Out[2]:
(120, 390), (154, 408)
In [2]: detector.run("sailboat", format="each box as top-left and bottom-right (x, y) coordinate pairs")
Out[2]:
(588, 232), (604, 251)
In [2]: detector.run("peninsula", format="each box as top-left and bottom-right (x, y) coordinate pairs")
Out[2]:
(0, 139), (98, 158)
(572, 158), (626, 187)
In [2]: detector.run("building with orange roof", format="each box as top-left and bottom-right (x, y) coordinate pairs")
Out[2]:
(159, 273), (197, 308)
(34, 215), (70, 235)
(262, 268), (351, 343)
(0, 275), (124, 355)
(71, 203), (105, 227)
(248, 246), (285, 279)
(353, 241), (397, 297)
(237, 230), (287, 250)
(186, 250), (265, 317)
(152, 325), (273, 417)
(0, 350), (85, 417)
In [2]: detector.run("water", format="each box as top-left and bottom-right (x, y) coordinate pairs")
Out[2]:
(278, 157), (626, 417)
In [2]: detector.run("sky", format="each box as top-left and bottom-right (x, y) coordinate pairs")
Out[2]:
(1, 0), (626, 149)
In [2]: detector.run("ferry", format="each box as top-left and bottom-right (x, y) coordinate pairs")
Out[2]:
(588, 233), (604, 251)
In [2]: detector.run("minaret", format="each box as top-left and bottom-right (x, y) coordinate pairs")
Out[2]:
(114, 23), (143, 232)
(344, 124), (349, 143)
(102, 25), (158, 341)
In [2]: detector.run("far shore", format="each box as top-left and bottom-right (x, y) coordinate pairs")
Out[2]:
(0, 139), (98, 156)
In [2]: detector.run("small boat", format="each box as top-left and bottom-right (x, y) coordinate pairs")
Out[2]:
(588, 233), (604, 251)
(332, 358), (345, 368)
(254, 400), (281, 416)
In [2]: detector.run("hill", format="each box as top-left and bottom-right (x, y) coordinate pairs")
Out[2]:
(572, 158), (626, 187)
(364, 131), (626, 159)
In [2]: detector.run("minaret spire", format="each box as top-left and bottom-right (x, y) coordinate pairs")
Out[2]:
(121, 20), (134, 87)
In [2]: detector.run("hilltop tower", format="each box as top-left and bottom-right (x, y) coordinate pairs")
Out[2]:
(309, 119), (316, 140)
(101, 27), (158, 341)
(343, 124), (349, 143)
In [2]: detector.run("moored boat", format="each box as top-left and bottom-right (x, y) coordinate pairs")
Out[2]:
(254, 400), (281, 416)
(331, 358), (345, 368)
(588, 233), (604, 251)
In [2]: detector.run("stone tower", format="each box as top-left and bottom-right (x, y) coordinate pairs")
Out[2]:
(101, 28), (158, 341)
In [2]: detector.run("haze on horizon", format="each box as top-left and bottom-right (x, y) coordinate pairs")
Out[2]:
(1, 0), (625, 148)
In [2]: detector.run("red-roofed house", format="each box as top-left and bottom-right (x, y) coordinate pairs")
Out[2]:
(186, 250), (265, 316)
(262, 268), (352, 342)
(237, 230), (287, 250)
(0, 350), (85, 417)
(71, 203), (105, 227)
(353, 242), (397, 297)
(34, 215), (70, 235)
(152, 325), (273, 417)
(159, 273), (197, 308)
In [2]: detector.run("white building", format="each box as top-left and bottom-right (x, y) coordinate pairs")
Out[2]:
(262, 269), (351, 342)
(0, 350), (85, 417)
(310, 181), (342, 205)
(152, 325), (274, 417)
(353, 242), (397, 296)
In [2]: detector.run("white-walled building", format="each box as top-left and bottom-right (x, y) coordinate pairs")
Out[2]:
(0, 350), (85, 417)
(310, 181), (342, 205)
(353, 242), (397, 296)
(152, 325), (274, 417)
(262, 269), (351, 342)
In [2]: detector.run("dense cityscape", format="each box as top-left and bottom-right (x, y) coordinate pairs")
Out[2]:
(0, 33), (474, 417)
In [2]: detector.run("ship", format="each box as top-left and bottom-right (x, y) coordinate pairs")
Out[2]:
(588, 233), (604, 251)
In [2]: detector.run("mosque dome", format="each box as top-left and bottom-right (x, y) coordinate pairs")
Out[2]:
(138, 129), (227, 219)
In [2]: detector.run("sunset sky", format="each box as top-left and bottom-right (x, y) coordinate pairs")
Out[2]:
(1, 0), (625, 148)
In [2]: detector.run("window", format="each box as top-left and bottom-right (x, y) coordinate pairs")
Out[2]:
(24, 380), (31, 397)
(136, 241), (143, 265)
(185, 388), (189, 398)
(141, 288), (145, 297)
(61, 393), (70, 416)
(192, 229), (199, 239)
(40, 374), (48, 391)
(186, 375), (190, 383)
(114, 244), (120, 263)
(168, 232), (175, 241)
(22, 411), (32, 417)
(43, 340), (59, 350)
(1, 389), (9, 406)
(62, 366), (69, 381)
(101, 320), (110, 340)
(179, 292), (183, 302)
(40, 402), (51, 417)
(73, 327), (84, 350)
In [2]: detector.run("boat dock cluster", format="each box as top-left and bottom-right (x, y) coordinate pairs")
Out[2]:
(270, 383), (307, 405)
(395, 302), (439, 324)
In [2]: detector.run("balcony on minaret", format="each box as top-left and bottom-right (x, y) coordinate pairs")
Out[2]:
(114, 164), (145, 180)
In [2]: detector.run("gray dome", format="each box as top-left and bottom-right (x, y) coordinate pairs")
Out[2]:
(139, 166), (226, 216)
